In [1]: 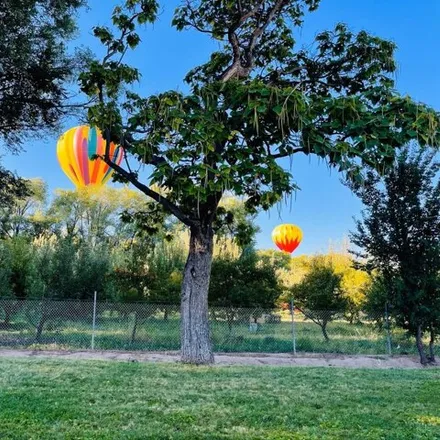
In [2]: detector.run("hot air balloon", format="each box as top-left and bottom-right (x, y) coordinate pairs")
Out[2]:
(57, 126), (124, 187)
(272, 224), (303, 254)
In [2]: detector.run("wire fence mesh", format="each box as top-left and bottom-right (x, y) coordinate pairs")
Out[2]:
(0, 298), (430, 356)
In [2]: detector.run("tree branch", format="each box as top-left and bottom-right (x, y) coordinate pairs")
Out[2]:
(219, 0), (266, 81)
(184, 1), (217, 34)
(246, 0), (288, 66)
(270, 147), (307, 159)
(295, 305), (324, 328)
(122, 135), (168, 167)
(103, 134), (197, 228)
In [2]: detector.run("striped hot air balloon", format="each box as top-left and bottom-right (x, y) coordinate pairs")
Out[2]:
(272, 224), (303, 254)
(57, 126), (124, 187)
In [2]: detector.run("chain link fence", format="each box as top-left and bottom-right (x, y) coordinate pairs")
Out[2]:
(0, 298), (429, 356)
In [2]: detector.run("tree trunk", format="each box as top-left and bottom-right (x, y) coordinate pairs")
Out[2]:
(3, 308), (12, 327)
(34, 300), (49, 343)
(130, 311), (138, 345)
(35, 316), (46, 343)
(163, 307), (169, 321)
(321, 321), (330, 342)
(429, 325), (436, 364)
(416, 325), (428, 365)
(227, 309), (234, 333)
(1, 301), (22, 328)
(180, 226), (214, 365)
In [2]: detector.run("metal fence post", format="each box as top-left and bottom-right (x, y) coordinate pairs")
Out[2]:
(91, 291), (97, 350)
(291, 298), (297, 355)
(385, 302), (392, 356)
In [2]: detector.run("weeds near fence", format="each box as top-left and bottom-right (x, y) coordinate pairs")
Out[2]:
(0, 299), (434, 356)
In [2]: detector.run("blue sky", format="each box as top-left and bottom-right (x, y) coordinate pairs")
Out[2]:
(3, 0), (439, 254)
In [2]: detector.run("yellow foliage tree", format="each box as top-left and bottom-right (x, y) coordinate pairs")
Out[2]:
(263, 238), (370, 318)
(49, 185), (149, 245)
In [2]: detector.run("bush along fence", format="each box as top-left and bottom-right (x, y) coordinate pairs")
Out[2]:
(0, 297), (433, 356)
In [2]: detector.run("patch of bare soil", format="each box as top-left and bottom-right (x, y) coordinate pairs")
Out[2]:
(0, 348), (435, 369)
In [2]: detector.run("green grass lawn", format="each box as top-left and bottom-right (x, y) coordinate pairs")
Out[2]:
(0, 358), (439, 439)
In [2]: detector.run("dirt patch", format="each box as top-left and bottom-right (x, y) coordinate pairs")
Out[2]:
(0, 348), (435, 369)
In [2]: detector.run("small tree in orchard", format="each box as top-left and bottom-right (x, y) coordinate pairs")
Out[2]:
(209, 250), (282, 329)
(291, 257), (345, 341)
(350, 148), (440, 365)
(325, 250), (370, 323)
(80, 0), (440, 364)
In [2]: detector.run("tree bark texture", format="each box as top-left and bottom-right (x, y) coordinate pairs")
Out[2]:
(429, 325), (436, 364)
(131, 311), (138, 345)
(180, 226), (214, 364)
(416, 325), (429, 365)
(34, 300), (49, 343)
(321, 321), (330, 342)
(35, 316), (46, 343)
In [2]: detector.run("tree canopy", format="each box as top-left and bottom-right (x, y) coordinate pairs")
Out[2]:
(209, 250), (282, 310)
(0, 0), (86, 148)
(0, 0), (86, 212)
(82, 1), (440, 221)
(291, 256), (345, 341)
(0, 168), (29, 212)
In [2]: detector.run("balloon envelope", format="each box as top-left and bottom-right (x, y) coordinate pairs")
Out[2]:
(272, 224), (303, 254)
(57, 126), (123, 187)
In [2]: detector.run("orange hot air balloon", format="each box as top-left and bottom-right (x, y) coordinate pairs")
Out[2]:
(57, 126), (124, 188)
(272, 224), (303, 254)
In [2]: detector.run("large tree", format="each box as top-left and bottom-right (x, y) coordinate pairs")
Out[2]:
(0, 0), (86, 205)
(350, 148), (440, 365)
(0, 0), (86, 148)
(80, 0), (440, 364)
